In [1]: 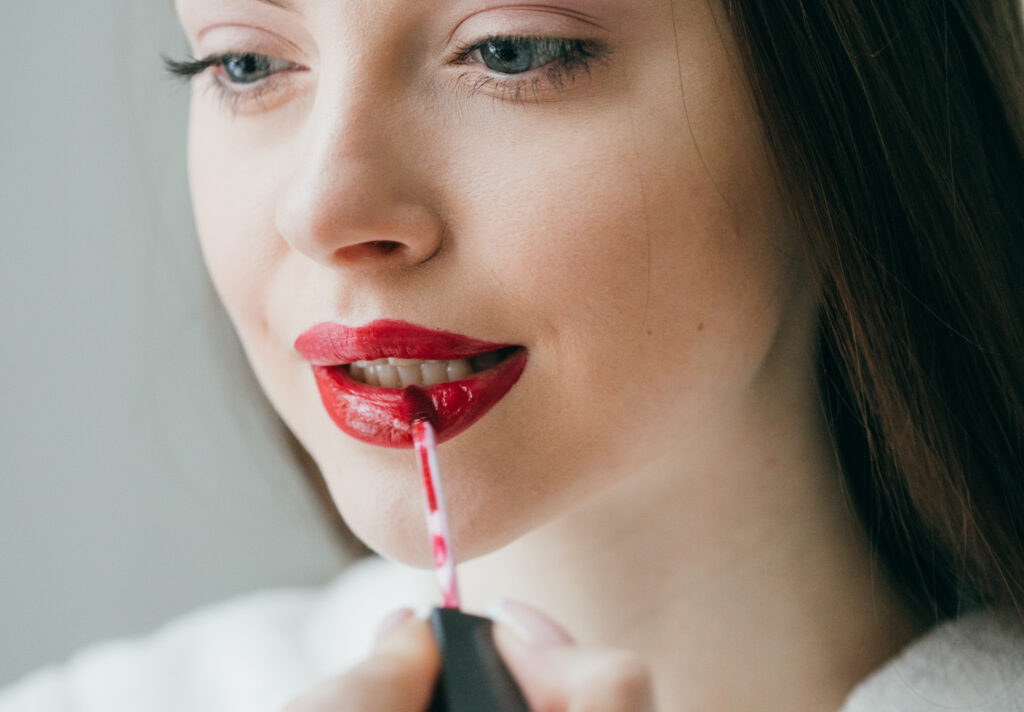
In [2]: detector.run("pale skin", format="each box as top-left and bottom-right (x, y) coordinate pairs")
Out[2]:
(174, 0), (926, 709)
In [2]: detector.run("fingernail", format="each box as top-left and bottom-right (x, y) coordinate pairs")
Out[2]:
(374, 607), (416, 642)
(486, 599), (575, 646)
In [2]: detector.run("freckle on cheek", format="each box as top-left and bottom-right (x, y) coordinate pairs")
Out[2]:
(698, 323), (706, 332)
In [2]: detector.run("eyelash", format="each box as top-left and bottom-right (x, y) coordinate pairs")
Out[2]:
(162, 52), (296, 114)
(161, 35), (610, 114)
(452, 36), (609, 106)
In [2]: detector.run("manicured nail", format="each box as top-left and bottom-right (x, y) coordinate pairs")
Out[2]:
(486, 599), (575, 646)
(375, 608), (416, 641)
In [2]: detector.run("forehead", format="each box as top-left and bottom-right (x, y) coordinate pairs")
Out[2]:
(171, 0), (666, 50)
(175, 0), (648, 19)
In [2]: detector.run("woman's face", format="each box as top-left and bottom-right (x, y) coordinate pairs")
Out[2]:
(176, 0), (814, 565)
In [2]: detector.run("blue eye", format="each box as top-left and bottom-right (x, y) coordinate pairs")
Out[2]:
(220, 53), (294, 84)
(161, 52), (297, 86)
(477, 38), (552, 74)
(161, 51), (301, 114)
(458, 36), (603, 78)
(451, 35), (612, 104)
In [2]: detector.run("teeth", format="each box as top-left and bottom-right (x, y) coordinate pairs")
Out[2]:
(363, 366), (380, 386)
(421, 361), (449, 386)
(397, 364), (423, 386)
(376, 364), (402, 388)
(447, 359), (473, 380)
(345, 351), (510, 387)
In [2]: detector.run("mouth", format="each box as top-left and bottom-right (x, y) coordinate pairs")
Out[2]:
(295, 320), (528, 448)
(344, 346), (521, 387)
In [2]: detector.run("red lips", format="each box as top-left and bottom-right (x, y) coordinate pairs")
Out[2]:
(294, 320), (527, 448)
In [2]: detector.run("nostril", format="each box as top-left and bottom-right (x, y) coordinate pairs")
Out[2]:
(369, 240), (402, 253)
(331, 240), (407, 266)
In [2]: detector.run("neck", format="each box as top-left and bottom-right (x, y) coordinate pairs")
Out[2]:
(458, 373), (925, 711)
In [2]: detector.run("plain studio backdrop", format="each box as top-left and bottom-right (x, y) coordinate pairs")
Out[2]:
(0, 2), (348, 686)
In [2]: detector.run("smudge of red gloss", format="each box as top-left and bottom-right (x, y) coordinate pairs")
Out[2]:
(433, 534), (448, 569)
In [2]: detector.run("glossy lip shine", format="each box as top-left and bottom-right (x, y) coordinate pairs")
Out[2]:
(294, 320), (528, 448)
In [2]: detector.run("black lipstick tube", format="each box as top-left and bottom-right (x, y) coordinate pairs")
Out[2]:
(427, 607), (530, 712)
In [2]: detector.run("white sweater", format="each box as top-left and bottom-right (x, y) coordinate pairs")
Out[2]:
(2, 557), (1021, 711)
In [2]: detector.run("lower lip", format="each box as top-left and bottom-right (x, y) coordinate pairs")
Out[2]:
(309, 349), (528, 448)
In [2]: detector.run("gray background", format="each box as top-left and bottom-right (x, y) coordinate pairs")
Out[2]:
(0, 2), (348, 686)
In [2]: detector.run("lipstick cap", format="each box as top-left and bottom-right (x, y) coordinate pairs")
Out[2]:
(427, 607), (530, 712)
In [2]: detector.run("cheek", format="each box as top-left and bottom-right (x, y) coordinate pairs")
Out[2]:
(442, 130), (653, 344)
(427, 47), (799, 489)
(187, 101), (286, 347)
(185, 104), (318, 454)
(446, 94), (792, 398)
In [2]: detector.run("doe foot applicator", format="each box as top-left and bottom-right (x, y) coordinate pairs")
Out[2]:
(403, 386), (530, 712)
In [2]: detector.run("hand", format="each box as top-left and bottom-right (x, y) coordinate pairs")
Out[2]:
(283, 603), (655, 711)
(282, 609), (439, 712)
(490, 599), (656, 712)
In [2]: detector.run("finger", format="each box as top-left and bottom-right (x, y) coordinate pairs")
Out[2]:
(487, 599), (575, 646)
(490, 601), (656, 712)
(375, 607), (417, 638)
(283, 615), (440, 712)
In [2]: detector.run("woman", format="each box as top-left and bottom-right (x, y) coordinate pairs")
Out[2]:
(3, 0), (1022, 710)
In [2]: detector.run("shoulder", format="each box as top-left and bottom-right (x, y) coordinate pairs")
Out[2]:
(0, 557), (435, 712)
(840, 607), (1024, 712)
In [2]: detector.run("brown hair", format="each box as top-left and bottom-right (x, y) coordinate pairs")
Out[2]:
(723, 1), (1024, 623)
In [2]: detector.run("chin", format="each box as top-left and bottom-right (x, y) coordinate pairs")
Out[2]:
(329, 474), (530, 570)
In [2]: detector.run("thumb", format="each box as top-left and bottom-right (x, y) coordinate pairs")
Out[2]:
(284, 610), (440, 712)
(489, 600), (656, 712)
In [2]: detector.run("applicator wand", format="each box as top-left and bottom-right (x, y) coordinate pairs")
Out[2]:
(403, 386), (530, 712)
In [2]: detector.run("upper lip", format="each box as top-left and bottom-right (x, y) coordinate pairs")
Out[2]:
(294, 319), (519, 366)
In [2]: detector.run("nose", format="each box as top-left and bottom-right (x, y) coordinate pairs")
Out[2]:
(275, 84), (445, 272)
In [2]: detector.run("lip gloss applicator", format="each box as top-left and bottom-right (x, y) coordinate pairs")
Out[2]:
(402, 385), (530, 712)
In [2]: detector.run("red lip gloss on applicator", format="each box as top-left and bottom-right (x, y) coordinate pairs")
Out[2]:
(403, 386), (529, 712)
